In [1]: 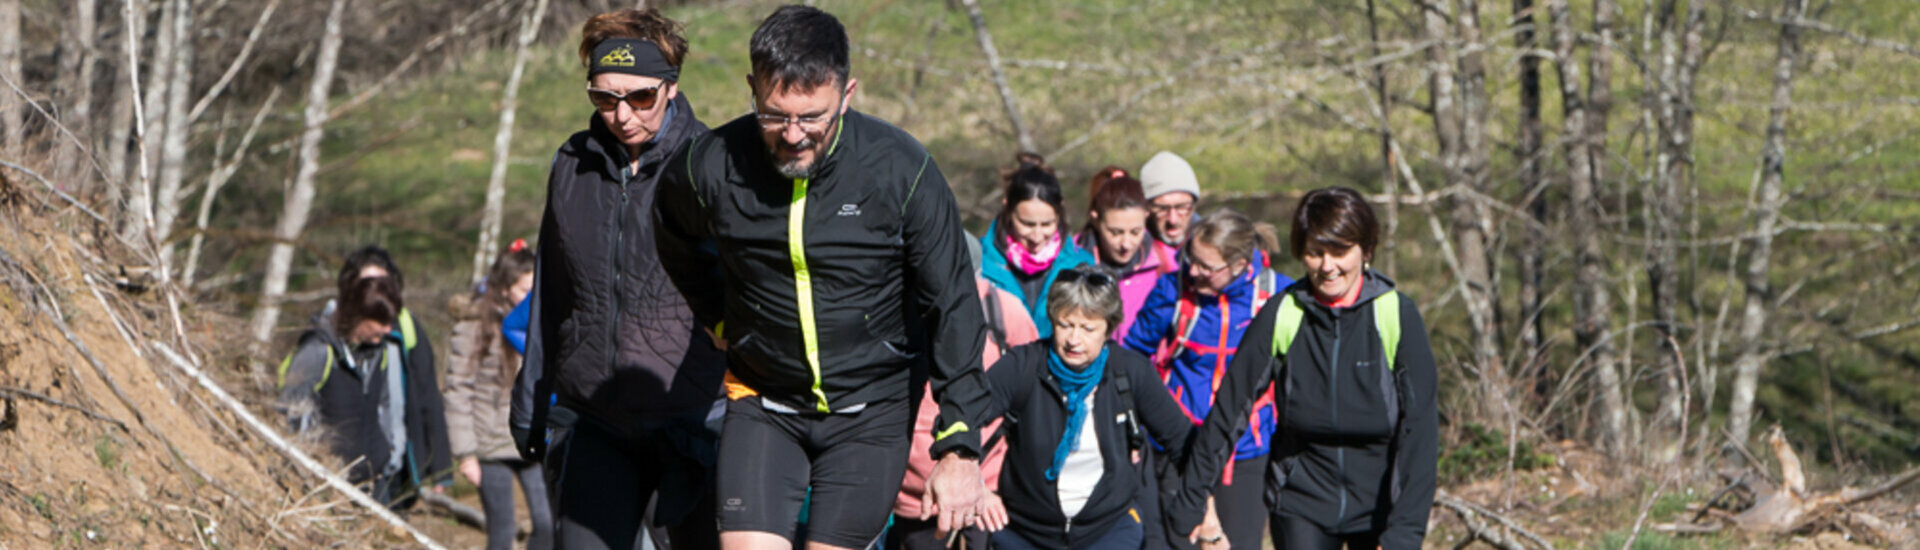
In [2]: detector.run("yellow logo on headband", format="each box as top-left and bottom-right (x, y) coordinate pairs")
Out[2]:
(600, 45), (636, 68)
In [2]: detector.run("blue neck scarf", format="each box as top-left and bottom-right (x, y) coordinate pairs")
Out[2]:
(1046, 346), (1109, 481)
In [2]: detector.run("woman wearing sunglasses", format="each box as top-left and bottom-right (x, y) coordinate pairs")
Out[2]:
(1122, 208), (1292, 549)
(1165, 188), (1438, 549)
(971, 266), (1195, 549)
(1072, 168), (1171, 343)
(510, 8), (727, 549)
(980, 153), (1095, 340)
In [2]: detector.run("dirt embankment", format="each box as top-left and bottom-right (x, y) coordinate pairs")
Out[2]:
(0, 204), (431, 547)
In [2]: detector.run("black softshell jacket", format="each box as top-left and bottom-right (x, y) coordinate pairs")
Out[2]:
(986, 343), (1192, 548)
(1165, 271), (1437, 548)
(511, 96), (724, 457)
(654, 110), (991, 458)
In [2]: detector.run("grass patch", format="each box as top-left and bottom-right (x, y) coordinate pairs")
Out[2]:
(1439, 422), (1557, 485)
(93, 435), (121, 471)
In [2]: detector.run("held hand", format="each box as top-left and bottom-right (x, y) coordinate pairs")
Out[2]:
(459, 456), (482, 486)
(1185, 495), (1228, 549)
(976, 492), (1008, 532)
(921, 453), (984, 540)
(704, 327), (729, 352)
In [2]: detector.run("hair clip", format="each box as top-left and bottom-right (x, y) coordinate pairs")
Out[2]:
(509, 238), (528, 253)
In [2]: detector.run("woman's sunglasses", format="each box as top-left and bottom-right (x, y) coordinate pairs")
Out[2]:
(587, 84), (664, 112)
(1054, 268), (1116, 289)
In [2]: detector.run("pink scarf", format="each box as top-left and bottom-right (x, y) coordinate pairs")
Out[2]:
(1005, 232), (1062, 276)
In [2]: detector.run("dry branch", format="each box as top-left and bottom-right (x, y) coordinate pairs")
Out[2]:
(1435, 492), (1553, 550)
(0, 386), (130, 431)
(149, 343), (449, 550)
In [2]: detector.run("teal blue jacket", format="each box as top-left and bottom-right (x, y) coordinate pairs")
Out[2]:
(979, 224), (1094, 340)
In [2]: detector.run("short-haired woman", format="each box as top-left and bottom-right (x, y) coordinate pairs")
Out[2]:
(975, 266), (1195, 549)
(981, 153), (1096, 340)
(1167, 187), (1438, 549)
(510, 7), (725, 549)
(1123, 208), (1293, 549)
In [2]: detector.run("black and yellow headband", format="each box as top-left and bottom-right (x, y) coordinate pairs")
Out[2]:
(589, 38), (678, 81)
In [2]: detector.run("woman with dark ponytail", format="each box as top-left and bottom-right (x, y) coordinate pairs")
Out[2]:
(980, 152), (1095, 339)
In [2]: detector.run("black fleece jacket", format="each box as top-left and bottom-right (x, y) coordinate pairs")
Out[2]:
(1166, 271), (1437, 548)
(654, 110), (991, 458)
(512, 96), (724, 459)
(986, 342), (1192, 548)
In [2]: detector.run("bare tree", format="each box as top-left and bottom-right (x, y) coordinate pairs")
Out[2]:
(0, 0), (20, 154)
(58, 0), (100, 182)
(1428, 0), (1507, 421)
(1729, 0), (1807, 447)
(1550, 0), (1628, 456)
(1364, 0), (1396, 274)
(249, 0), (349, 372)
(129, 0), (179, 243)
(959, 0), (1035, 153)
(471, 0), (550, 285)
(154, 0), (195, 272)
(183, 86), (279, 290)
(1514, 0), (1546, 364)
(103, 0), (142, 202)
(1646, 0), (1707, 461)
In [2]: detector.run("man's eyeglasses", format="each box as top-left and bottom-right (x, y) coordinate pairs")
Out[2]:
(1149, 200), (1195, 216)
(753, 85), (849, 133)
(1054, 268), (1116, 289)
(588, 85), (665, 112)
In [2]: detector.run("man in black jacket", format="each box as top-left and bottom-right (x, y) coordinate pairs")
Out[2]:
(509, 8), (724, 550)
(654, 6), (992, 549)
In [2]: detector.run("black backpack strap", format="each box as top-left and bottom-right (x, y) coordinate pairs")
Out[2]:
(1111, 366), (1144, 452)
(982, 289), (1010, 357)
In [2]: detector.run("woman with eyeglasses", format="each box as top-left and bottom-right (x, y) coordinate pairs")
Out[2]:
(980, 153), (1095, 340)
(1073, 167), (1173, 343)
(970, 266), (1195, 549)
(1122, 208), (1293, 550)
(1165, 188), (1438, 549)
(509, 8), (728, 549)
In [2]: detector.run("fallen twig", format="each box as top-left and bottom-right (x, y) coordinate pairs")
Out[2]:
(0, 386), (129, 431)
(1435, 492), (1555, 550)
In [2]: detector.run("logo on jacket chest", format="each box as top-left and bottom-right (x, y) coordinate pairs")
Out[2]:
(837, 203), (862, 217)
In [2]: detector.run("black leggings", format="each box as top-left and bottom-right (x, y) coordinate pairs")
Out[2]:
(1271, 514), (1380, 550)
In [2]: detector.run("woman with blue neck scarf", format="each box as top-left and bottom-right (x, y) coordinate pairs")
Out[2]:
(971, 266), (1194, 549)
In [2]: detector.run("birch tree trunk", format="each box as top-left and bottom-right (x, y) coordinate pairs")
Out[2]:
(1648, 0), (1706, 461)
(128, 0), (176, 243)
(1729, 0), (1806, 447)
(1550, 0), (1628, 457)
(0, 0), (21, 154)
(1515, 0), (1546, 364)
(472, 0), (550, 285)
(249, 0), (349, 370)
(103, 1), (140, 203)
(184, 86), (279, 290)
(155, 0), (195, 272)
(1430, 0), (1507, 422)
(59, 0), (100, 183)
(1365, 0), (1396, 274)
(959, 0), (1034, 153)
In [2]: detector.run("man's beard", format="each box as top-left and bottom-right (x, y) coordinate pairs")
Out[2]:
(771, 136), (821, 179)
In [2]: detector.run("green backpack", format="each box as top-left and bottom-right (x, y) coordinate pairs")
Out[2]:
(1270, 291), (1402, 370)
(278, 308), (420, 391)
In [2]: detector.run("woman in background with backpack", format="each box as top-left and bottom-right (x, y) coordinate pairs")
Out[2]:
(446, 241), (552, 550)
(1122, 208), (1292, 549)
(1166, 187), (1437, 550)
